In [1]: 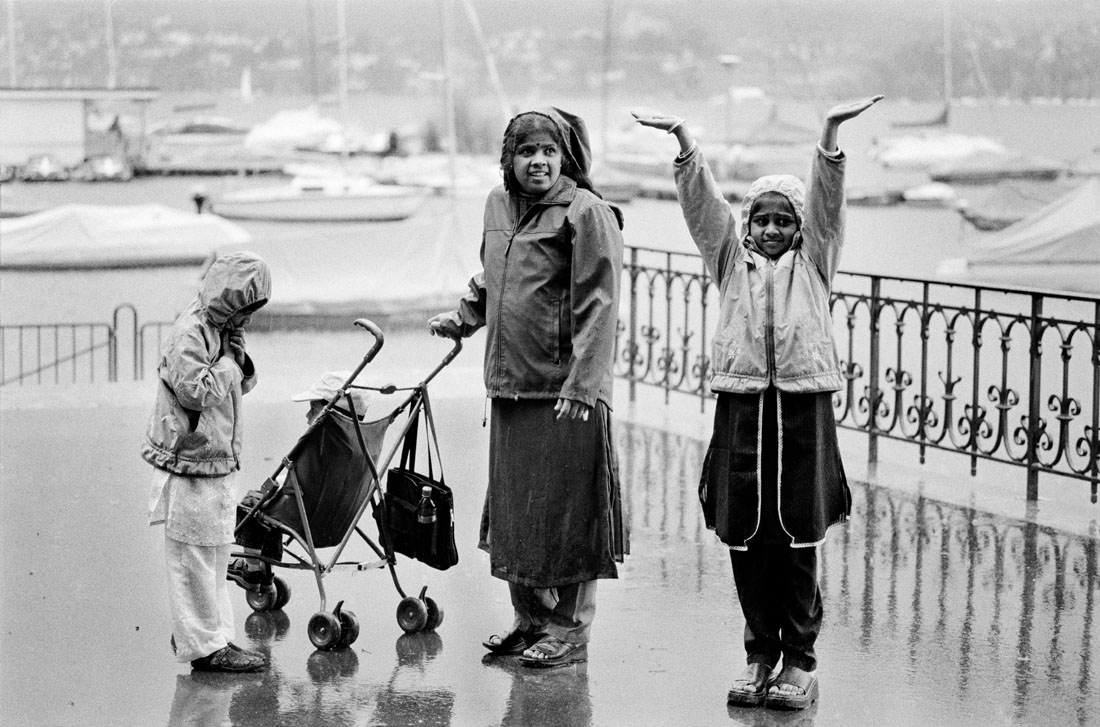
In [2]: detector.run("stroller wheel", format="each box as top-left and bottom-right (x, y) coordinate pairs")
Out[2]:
(424, 596), (444, 631)
(396, 596), (428, 633)
(308, 612), (343, 650)
(246, 584), (279, 612)
(337, 609), (360, 647)
(272, 576), (292, 610)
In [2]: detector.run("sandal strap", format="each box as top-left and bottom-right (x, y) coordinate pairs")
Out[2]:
(771, 665), (814, 693)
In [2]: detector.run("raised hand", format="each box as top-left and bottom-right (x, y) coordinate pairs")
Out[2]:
(825, 95), (885, 124)
(820, 94), (884, 151)
(630, 107), (685, 133)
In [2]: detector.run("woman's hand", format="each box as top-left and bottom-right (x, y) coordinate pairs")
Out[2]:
(428, 312), (461, 338)
(820, 94), (884, 152)
(554, 398), (591, 422)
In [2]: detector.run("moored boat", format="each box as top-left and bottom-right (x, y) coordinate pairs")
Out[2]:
(210, 175), (428, 222)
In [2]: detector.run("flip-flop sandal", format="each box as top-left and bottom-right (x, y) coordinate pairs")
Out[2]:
(518, 636), (588, 669)
(766, 665), (818, 710)
(727, 663), (777, 707)
(482, 628), (546, 656)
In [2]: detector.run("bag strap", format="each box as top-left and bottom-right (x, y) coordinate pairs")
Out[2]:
(399, 399), (420, 472)
(420, 386), (444, 482)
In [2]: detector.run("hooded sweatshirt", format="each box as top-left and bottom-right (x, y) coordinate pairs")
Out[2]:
(444, 107), (624, 407)
(674, 143), (847, 393)
(142, 252), (271, 476)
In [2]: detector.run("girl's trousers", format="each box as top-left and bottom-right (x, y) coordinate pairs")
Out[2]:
(730, 545), (821, 672)
(165, 535), (235, 663)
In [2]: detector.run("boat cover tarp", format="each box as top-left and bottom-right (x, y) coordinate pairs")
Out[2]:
(0, 204), (248, 269)
(956, 180), (1079, 231)
(968, 179), (1100, 265)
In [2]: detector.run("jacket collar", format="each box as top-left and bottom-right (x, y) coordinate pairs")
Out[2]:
(744, 245), (796, 270)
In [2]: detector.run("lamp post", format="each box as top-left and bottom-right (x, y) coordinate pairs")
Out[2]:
(718, 54), (741, 145)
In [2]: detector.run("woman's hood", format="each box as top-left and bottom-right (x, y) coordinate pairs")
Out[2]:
(524, 106), (593, 181)
(199, 251), (272, 326)
(739, 174), (805, 248)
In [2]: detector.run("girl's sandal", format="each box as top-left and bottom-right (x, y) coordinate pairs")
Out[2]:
(727, 663), (777, 707)
(518, 636), (588, 669)
(765, 665), (818, 711)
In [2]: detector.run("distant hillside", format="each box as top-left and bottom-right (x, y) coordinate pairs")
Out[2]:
(2, 0), (1097, 101)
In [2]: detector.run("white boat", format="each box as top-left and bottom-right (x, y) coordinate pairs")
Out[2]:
(210, 176), (428, 222)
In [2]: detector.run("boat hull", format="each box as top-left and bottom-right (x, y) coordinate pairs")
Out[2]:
(211, 184), (428, 222)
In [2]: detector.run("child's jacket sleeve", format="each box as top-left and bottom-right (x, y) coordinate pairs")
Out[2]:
(167, 326), (243, 411)
(800, 147), (846, 284)
(673, 145), (739, 282)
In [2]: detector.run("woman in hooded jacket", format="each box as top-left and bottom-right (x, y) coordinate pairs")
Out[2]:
(633, 96), (882, 709)
(429, 107), (626, 669)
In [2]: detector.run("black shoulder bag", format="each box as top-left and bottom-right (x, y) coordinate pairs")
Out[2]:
(375, 389), (458, 570)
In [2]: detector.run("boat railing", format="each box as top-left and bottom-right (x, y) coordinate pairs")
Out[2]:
(616, 243), (1100, 504)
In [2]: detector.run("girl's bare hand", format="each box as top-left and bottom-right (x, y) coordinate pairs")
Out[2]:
(825, 95), (885, 124)
(227, 328), (247, 368)
(554, 398), (591, 421)
(630, 108), (686, 133)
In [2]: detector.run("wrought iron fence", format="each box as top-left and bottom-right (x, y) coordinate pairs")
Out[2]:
(1, 304), (172, 386)
(616, 244), (1100, 503)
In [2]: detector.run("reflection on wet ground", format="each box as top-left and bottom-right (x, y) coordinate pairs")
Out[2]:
(1, 397), (1096, 726)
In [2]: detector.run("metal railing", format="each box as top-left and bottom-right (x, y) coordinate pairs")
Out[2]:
(615, 418), (1097, 721)
(616, 244), (1100, 503)
(1, 304), (172, 386)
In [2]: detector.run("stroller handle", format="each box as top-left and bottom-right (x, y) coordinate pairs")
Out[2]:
(354, 318), (384, 348)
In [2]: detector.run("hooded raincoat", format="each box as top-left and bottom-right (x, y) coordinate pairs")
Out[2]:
(142, 252), (271, 477)
(440, 107), (626, 585)
(675, 144), (850, 548)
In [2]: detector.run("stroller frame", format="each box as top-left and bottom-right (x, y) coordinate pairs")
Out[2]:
(231, 318), (462, 649)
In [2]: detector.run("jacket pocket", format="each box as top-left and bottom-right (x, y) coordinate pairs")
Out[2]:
(549, 296), (563, 365)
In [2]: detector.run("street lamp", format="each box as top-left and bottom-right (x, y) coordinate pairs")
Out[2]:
(718, 54), (741, 144)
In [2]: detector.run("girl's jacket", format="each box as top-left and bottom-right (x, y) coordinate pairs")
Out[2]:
(141, 253), (271, 476)
(674, 144), (846, 393)
(444, 175), (624, 408)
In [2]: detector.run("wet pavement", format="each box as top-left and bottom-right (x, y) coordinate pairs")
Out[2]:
(1, 330), (1097, 726)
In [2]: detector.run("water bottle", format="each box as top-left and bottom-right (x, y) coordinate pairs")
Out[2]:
(417, 485), (437, 524)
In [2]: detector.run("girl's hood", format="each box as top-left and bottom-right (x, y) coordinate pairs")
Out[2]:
(199, 251), (271, 327)
(739, 174), (805, 250)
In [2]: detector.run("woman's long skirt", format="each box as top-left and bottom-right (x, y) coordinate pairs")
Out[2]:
(479, 398), (626, 587)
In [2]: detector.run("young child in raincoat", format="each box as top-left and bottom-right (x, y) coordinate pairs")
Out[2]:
(143, 251), (271, 673)
(633, 95), (882, 709)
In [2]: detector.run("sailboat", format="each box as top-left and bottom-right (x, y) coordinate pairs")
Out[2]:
(209, 0), (428, 222)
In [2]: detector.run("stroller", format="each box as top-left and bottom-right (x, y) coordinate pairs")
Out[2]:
(230, 319), (461, 650)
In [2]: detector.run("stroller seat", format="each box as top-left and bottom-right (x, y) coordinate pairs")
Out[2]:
(249, 406), (392, 549)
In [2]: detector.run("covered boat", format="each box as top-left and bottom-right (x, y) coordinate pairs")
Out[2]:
(938, 179), (1100, 294)
(0, 203), (246, 270)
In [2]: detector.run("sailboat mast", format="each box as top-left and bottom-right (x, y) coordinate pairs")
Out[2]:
(943, 0), (953, 114)
(440, 0), (458, 202)
(336, 0), (350, 160)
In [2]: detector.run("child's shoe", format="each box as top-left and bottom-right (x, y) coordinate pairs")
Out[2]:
(191, 645), (266, 673)
(226, 558), (273, 589)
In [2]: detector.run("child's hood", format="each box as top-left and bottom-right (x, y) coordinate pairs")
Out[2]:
(739, 174), (805, 248)
(199, 251), (272, 326)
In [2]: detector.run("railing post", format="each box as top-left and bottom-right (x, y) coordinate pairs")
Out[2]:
(628, 246), (638, 403)
(867, 277), (881, 466)
(1026, 294), (1044, 501)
